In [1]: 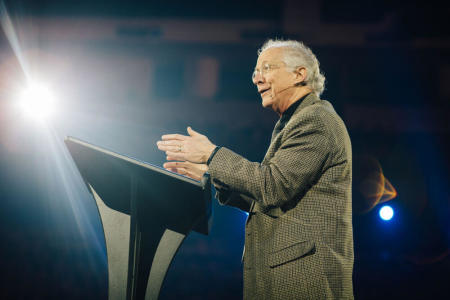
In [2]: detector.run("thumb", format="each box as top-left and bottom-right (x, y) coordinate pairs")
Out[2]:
(187, 126), (200, 136)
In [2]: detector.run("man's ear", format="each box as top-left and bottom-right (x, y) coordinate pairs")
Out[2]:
(294, 67), (307, 86)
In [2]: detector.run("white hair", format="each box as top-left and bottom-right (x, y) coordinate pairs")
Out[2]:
(258, 39), (326, 97)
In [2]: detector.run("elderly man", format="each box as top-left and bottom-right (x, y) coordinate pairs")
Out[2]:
(157, 39), (353, 299)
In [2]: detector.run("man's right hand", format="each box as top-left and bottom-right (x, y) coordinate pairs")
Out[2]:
(163, 161), (208, 181)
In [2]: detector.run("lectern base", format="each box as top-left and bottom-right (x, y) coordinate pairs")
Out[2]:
(65, 137), (212, 300)
(146, 229), (185, 299)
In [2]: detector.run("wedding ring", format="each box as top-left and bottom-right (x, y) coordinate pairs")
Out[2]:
(178, 145), (182, 152)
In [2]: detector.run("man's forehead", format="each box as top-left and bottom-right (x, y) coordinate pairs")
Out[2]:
(257, 47), (285, 65)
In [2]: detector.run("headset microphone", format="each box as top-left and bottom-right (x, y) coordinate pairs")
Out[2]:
(270, 82), (305, 98)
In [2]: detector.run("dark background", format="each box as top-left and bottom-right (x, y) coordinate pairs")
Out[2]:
(0, 0), (449, 299)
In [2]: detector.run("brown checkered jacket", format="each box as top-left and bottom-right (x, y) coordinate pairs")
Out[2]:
(208, 93), (354, 299)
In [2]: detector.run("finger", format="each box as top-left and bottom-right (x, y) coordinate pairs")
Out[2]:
(164, 161), (188, 169)
(158, 144), (182, 152)
(161, 134), (188, 141)
(166, 152), (186, 161)
(164, 162), (177, 169)
(157, 140), (182, 146)
(175, 167), (188, 175)
(157, 144), (173, 152)
(157, 143), (169, 151)
(166, 167), (188, 175)
(187, 126), (201, 137)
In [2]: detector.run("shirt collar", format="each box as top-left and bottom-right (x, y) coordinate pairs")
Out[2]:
(279, 93), (310, 123)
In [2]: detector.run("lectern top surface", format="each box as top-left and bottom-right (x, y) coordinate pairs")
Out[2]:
(65, 136), (202, 187)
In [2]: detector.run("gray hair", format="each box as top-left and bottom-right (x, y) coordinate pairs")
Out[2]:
(258, 39), (326, 97)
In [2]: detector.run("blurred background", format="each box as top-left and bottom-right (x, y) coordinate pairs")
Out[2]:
(0, 0), (449, 299)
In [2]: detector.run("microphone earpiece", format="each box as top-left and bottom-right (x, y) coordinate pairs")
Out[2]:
(272, 82), (304, 97)
(294, 81), (306, 87)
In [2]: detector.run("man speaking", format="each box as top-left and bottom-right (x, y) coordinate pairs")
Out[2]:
(157, 39), (354, 299)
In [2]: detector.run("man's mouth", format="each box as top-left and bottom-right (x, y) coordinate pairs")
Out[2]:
(260, 88), (271, 96)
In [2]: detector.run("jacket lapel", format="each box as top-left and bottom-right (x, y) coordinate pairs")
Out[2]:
(262, 93), (320, 164)
(247, 93), (320, 218)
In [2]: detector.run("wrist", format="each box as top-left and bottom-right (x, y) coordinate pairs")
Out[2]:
(206, 145), (221, 165)
(202, 145), (216, 163)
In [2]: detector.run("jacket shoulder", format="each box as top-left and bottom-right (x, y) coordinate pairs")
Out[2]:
(287, 100), (341, 131)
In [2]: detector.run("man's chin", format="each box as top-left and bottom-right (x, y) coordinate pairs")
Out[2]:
(261, 97), (272, 108)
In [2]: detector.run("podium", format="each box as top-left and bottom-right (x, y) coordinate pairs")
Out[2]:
(65, 137), (212, 300)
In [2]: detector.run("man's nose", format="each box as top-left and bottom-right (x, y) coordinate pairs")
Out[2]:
(252, 72), (264, 85)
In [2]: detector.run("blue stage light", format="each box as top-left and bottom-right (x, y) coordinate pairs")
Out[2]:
(379, 205), (394, 221)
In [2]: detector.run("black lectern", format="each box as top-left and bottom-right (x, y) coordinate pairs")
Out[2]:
(65, 137), (212, 300)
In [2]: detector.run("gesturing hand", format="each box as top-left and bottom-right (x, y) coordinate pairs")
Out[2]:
(156, 126), (216, 164)
(163, 161), (208, 181)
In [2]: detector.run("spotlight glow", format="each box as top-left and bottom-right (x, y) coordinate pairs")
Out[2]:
(18, 82), (56, 121)
(379, 205), (394, 221)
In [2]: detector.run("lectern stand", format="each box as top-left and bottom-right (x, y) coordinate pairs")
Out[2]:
(65, 137), (212, 300)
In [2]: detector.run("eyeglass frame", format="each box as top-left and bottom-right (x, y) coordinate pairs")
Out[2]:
(252, 62), (286, 80)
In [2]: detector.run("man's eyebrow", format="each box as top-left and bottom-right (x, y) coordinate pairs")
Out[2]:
(254, 60), (268, 69)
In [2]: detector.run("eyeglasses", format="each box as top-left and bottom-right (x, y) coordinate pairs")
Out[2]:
(252, 62), (284, 80)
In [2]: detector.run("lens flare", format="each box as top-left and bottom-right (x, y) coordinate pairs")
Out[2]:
(18, 82), (56, 120)
(355, 156), (398, 214)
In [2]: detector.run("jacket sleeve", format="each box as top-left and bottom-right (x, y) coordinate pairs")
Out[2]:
(208, 110), (332, 209)
(213, 179), (253, 212)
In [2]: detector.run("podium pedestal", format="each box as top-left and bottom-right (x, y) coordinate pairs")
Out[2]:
(65, 137), (212, 300)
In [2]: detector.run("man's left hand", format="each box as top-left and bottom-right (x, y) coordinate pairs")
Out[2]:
(156, 126), (216, 164)
(163, 161), (208, 181)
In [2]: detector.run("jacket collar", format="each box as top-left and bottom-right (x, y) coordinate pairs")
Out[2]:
(268, 93), (321, 146)
(295, 92), (320, 114)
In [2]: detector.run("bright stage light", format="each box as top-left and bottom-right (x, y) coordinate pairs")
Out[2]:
(379, 205), (394, 221)
(18, 82), (56, 121)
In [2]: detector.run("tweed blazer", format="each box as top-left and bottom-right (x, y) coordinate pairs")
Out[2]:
(208, 93), (354, 300)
